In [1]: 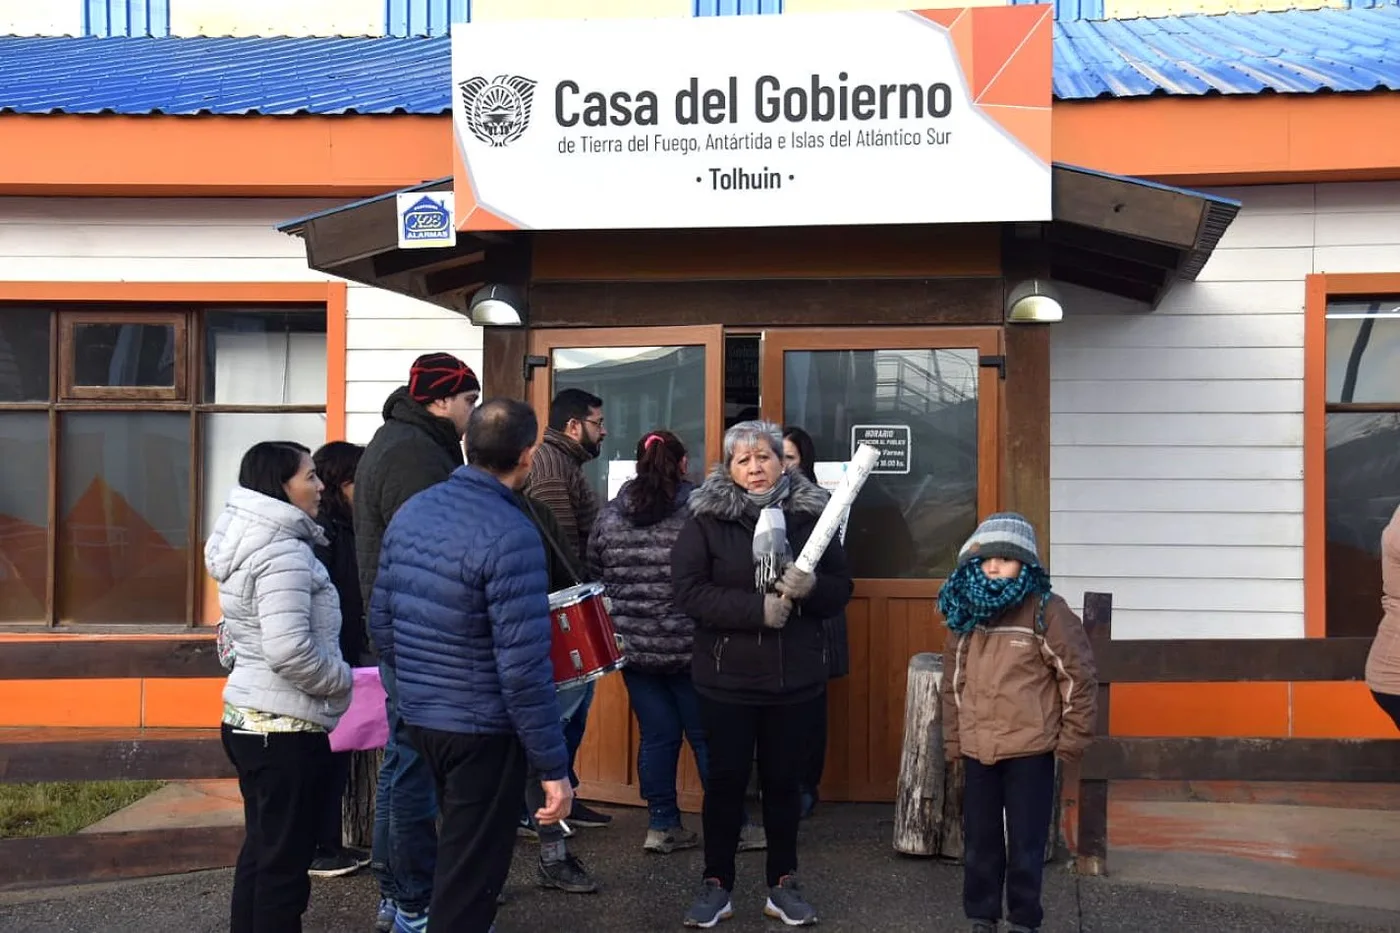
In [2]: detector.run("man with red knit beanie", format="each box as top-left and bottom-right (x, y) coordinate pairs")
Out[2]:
(353, 352), (480, 933)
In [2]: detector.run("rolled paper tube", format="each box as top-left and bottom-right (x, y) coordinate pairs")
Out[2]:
(794, 443), (880, 574)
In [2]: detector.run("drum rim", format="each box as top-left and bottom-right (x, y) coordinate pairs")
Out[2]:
(555, 657), (626, 689)
(548, 581), (605, 607)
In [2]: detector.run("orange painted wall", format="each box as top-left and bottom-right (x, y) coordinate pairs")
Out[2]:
(0, 677), (223, 728)
(1110, 682), (1398, 741)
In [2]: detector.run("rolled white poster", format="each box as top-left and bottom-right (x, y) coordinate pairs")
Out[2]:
(794, 443), (881, 574)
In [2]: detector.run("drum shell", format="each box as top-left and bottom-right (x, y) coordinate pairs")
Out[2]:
(547, 585), (626, 688)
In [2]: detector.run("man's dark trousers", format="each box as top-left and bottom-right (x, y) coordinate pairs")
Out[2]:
(410, 726), (528, 933)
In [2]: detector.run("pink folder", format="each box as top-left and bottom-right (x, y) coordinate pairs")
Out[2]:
(329, 666), (389, 753)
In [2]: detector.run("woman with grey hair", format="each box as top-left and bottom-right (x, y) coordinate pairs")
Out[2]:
(671, 420), (853, 928)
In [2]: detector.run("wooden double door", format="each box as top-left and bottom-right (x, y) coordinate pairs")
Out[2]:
(528, 325), (1002, 807)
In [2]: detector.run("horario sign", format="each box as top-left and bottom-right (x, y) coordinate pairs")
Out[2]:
(450, 6), (1053, 231)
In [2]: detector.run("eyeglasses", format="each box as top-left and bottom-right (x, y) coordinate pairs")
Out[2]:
(580, 418), (605, 429)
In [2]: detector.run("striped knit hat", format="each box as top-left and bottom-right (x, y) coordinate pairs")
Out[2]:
(957, 512), (1040, 568)
(408, 352), (480, 403)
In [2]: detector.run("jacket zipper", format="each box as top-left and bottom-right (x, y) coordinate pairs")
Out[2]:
(713, 635), (728, 673)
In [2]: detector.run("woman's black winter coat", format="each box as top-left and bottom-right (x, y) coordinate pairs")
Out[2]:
(671, 468), (853, 705)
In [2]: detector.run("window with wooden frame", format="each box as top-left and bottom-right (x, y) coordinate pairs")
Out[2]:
(0, 303), (330, 629)
(1317, 288), (1400, 637)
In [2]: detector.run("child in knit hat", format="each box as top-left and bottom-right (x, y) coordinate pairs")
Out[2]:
(937, 512), (1097, 933)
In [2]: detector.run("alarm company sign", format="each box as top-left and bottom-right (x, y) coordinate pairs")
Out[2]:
(450, 7), (1052, 232)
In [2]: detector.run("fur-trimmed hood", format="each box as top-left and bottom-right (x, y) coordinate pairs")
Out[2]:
(689, 466), (830, 522)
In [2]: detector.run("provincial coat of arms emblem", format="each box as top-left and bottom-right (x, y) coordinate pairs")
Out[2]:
(458, 75), (538, 148)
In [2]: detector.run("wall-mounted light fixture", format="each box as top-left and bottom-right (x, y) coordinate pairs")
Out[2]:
(1005, 278), (1063, 324)
(468, 284), (528, 326)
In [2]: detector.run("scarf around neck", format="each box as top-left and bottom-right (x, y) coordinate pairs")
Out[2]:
(746, 473), (793, 592)
(937, 559), (1052, 635)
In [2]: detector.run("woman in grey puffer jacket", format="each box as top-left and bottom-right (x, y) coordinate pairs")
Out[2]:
(206, 441), (353, 933)
(588, 430), (708, 854)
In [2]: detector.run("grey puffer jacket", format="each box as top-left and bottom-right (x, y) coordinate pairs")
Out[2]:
(206, 487), (353, 729)
(587, 481), (695, 674)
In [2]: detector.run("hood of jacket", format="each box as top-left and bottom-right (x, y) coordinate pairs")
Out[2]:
(205, 486), (327, 583)
(616, 479), (695, 528)
(689, 467), (828, 521)
(382, 385), (462, 459)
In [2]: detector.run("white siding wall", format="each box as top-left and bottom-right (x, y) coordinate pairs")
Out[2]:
(0, 197), (483, 446)
(1050, 180), (1400, 640)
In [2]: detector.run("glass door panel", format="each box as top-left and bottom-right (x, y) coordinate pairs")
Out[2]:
(783, 346), (981, 579)
(761, 326), (1001, 589)
(529, 327), (723, 504)
(552, 344), (706, 504)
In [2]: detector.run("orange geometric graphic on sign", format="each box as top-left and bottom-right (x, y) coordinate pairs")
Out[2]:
(453, 146), (520, 232)
(912, 4), (1053, 167)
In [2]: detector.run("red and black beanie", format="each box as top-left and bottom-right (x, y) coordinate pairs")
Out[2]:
(408, 352), (480, 404)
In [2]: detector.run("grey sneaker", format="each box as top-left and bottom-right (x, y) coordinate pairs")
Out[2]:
(764, 875), (818, 926)
(644, 826), (699, 854)
(375, 898), (397, 933)
(683, 878), (734, 928)
(737, 823), (767, 852)
(971, 922), (998, 933)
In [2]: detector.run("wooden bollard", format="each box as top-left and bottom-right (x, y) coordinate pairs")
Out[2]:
(893, 652), (947, 856)
(343, 749), (383, 849)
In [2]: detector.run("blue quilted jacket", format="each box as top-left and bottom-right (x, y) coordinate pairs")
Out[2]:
(368, 466), (567, 780)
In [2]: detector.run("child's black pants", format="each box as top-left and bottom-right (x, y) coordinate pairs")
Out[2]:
(961, 751), (1056, 930)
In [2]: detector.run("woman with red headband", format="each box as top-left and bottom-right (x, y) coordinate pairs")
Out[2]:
(588, 431), (721, 855)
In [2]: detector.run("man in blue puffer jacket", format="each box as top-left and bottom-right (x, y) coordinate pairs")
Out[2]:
(370, 398), (572, 933)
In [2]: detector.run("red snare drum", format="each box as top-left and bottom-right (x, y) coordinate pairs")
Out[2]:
(548, 582), (626, 688)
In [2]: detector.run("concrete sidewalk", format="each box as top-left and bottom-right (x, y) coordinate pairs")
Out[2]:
(2, 802), (1397, 932)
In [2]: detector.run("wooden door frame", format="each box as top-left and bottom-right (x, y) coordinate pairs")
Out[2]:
(524, 324), (725, 812)
(756, 325), (1004, 598)
(755, 324), (1006, 801)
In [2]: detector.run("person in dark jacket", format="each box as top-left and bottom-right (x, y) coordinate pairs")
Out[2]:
(588, 430), (706, 855)
(672, 420), (853, 929)
(309, 440), (369, 878)
(523, 387), (613, 830)
(369, 398), (571, 933)
(781, 426), (849, 821)
(353, 352), (479, 933)
(513, 492), (601, 895)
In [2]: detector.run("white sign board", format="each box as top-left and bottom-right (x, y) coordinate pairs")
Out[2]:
(607, 459), (637, 502)
(851, 424), (911, 474)
(450, 7), (1052, 231)
(396, 192), (456, 249)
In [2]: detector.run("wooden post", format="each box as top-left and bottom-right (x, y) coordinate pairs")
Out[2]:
(1075, 591), (1112, 876)
(893, 652), (946, 856)
(938, 757), (964, 862)
(343, 749), (383, 850)
(482, 326), (530, 401)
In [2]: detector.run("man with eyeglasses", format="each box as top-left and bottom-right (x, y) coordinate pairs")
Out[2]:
(519, 387), (612, 893)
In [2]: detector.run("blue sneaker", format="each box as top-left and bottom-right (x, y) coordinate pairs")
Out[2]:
(393, 908), (428, 933)
(375, 898), (397, 933)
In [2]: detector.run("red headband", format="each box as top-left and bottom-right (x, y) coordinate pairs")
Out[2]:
(643, 433), (664, 450)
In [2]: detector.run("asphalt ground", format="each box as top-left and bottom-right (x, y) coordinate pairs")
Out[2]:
(2, 803), (1396, 932)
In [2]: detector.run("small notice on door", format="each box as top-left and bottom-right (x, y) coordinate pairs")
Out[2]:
(851, 424), (911, 474)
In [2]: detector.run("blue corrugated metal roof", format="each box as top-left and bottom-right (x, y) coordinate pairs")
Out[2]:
(0, 5), (1396, 113)
(1055, 5), (1400, 98)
